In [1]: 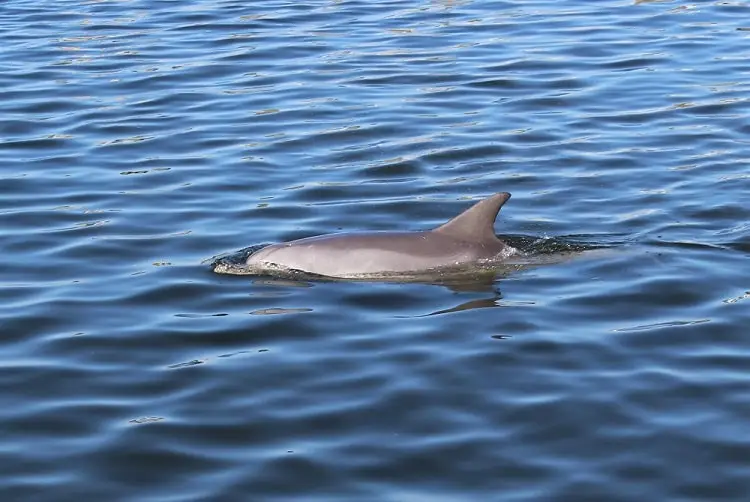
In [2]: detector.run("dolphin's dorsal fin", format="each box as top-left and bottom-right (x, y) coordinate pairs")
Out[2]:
(432, 192), (511, 243)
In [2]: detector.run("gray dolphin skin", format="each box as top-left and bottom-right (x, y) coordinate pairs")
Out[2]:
(213, 192), (519, 279)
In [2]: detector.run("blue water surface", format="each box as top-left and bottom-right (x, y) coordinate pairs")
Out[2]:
(1, 0), (750, 500)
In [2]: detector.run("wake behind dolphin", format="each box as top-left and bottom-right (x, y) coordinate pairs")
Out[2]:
(213, 192), (520, 280)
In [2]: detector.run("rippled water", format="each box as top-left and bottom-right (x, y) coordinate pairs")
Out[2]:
(2, 0), (750, 500)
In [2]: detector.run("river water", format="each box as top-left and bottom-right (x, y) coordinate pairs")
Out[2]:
(2, 0), (749, 500)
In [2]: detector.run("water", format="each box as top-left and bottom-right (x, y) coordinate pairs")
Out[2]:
(2, 0), (749, 500)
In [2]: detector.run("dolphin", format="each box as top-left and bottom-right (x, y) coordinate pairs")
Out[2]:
(213, 192), (519, 279)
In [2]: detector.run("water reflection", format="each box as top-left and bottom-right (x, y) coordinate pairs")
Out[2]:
(412, 295), (501, 317)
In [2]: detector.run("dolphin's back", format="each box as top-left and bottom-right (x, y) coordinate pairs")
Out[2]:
(236, 192), (515, 278)
(246, 231), (507, 277)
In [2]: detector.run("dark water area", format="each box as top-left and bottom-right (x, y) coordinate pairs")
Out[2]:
(2, 0), (750, 500)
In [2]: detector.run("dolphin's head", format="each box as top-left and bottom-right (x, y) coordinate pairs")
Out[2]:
(211, 245), (266, 275)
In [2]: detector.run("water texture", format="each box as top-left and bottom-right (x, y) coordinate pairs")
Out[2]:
(1, 0), (749, 500)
